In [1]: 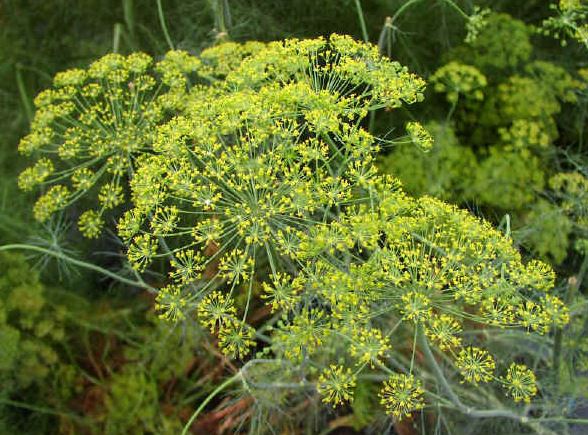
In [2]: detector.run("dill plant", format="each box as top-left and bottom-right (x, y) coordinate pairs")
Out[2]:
(121, 34), (426, 356)
(11, 30), (582, 433)
(541, 0), (588, 49)
(268, 185), (567, 415)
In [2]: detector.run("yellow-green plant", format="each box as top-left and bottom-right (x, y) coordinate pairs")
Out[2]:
(10, 33), (578, 433)
(379, 12), (585, 264)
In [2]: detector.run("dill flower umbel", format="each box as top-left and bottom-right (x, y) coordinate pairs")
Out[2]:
(379, 373), (425, 420)
(541, 1), (588, 49)
(431, 62), (487, 103)
(425, 314), (462, 351)
(196, 291), (237, 332)
(268, 179), (566, 408)
(349, 327), (392, 367)
(501, 363), (538, 403)
(455, 347), (496, 384)
(19, 50), (202, 237)
(405, 122), (434, 152)
(123, 81), (381, 274)
(317, 365), (357, 407)
(220, 33), (426, 110)
(217, 317), (256, 359)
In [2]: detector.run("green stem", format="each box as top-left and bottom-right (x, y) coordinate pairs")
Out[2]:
(0, 398), (90, 425)
(181, 372), (241, 435)
(156, 0), (174, 50)
(113, 23), (123, 53)
(446, 94), (459, 123)
(391, 0), (424, 24)
(441, 0), (470, 20)
(419, 327), (530, 422)
(0, 244), (155, 292)
(377, 16), (393, 56)
(353, 0), (369, 43)
(214, 0), (231, 41)
(553, 254), (588, 387)
(123, 0), (137, 47)
(15, 64), (33, 122)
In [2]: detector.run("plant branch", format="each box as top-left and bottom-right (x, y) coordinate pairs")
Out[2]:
(0, 243), (155, 292)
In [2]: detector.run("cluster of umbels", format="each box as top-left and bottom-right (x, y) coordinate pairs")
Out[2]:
(381, 13), (586, 265)
(121, 35), (426, 346)
(431, 61), (487, 104)
(18, 50), (202, 237)
(210, 33), (426, 110)
(465, 7), (492, 44)
(267, 185), (567, 417)
(19, 34), (570, 423)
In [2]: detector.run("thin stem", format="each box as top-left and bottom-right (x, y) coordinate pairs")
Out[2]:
(0, 398), (90, 425)
(391, 0), (424, 24)
(353, 0), (369, 43)
(419, 326), (531, 422)
(0, 244), (155, 292)
(553, 254), (588, 386)
(377, 16), (393, 56)
(181, 372), (241, 435)
(441, 0), (470, 20)
(409, 326), (418, 374)
(113, 23), (123, 53)
(156, 0), (174, 50)
(446, 94), (459, 123)
(15, 64), (33, 122)
(214, 0), (231, 41)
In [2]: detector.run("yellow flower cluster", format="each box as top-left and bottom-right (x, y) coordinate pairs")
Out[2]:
(541, 1), (588, 49)
(18, 34), (571, 421)
(405, 121), (434, 152)
(431, 61), (487, 103)
(317, 365), (357, 407)
(271, 181), (567, 412)
(18, 50), (202, 238)
(379, 373), (425, 420)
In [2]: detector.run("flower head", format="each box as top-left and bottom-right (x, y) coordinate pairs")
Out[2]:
(19, 50), (201, 236)
(379, 373), (425, 420)
(317, 365), (357, 407)
(456, 347), (496, 384)
(502, 363), (538, 403)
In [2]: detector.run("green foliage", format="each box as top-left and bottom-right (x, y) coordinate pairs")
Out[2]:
(449, 13), (533, 72)
(380, 11), (586, 265)
(0, 253), (68, 392)
(378, 122), (477, 201)
(0, 251), (219, 434)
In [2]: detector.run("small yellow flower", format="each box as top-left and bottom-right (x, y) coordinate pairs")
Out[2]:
(78, 210), (104, 239)
(405, 122), (434, 152)
(218, 317), (256, 359)
(197, 291), (237, 332)
(502, 363), (537, 403)
(455, 347), (496, 384)
(425, 314), (462, 351)
(317, 365), (357, 407)
(350, 327), (391, 367)
(379, 373), (425, 420)
(155, 285), (187, 322)
(399, 291), (432, 323)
